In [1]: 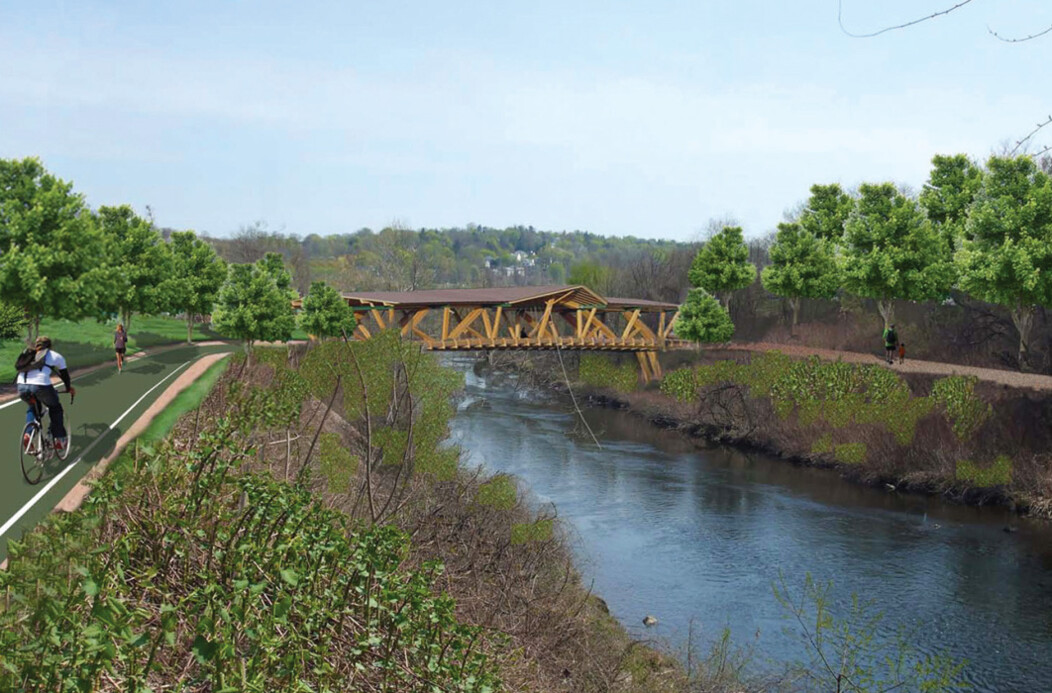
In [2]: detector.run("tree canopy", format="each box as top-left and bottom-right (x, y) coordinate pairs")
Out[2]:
(0, 157), (105, 341)
(761, 222), (840, 332)
(842, 183), (954, 328)
(957, 155), (1052, 366)
(96, 205), (170, 330)
(299, 281), (356, 339)
(687, 226), (756, 308)
(800, 183), (855, 244)
(213, 253), (297, 353)
(673, 288), (735, 343)
(920, 154), (982, 251)
(164, 231), (228, 343)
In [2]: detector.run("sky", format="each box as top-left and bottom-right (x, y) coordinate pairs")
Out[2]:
(1, 1), (1050, 242)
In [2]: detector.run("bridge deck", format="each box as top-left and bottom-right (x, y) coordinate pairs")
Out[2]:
(296, 285), (684, 381)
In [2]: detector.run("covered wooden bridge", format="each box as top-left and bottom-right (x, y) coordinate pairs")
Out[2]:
(317, 285), (685, 381)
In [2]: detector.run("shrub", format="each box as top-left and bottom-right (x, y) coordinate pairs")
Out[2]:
(956, 456), (1013, 487)
(812, 433), (833, 454)
(932, 375), (992, 440)
(475, 475), (517, 510)
(511, 519), (554, 545)
(579, 353), (638, 393)
(834, 442), (867, 465)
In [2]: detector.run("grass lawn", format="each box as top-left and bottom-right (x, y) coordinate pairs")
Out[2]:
(0, 316), (221, 381)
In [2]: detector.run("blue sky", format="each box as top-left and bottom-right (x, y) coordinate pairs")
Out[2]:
(1, 1), (1049, 241)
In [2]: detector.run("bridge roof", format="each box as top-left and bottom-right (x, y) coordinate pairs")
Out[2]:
(337, 285), (678, 311)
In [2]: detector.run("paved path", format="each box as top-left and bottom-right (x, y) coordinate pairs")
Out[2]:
(0, 344), (231, 563)
(720, 342), (1052, 392)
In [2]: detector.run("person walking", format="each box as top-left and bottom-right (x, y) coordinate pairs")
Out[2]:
(882, 324), (898, 364)
(898, 342), (906, 364)
(114, 323), (128, 373)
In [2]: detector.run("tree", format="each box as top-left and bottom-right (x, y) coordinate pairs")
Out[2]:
(164, 231), (227, 343)
(298, 281), (356, 339)
(957, 155), (1052, 367)
(0, 157), (105, 342)
(212, 253), (297, 356)
(687, 226), (756, 310)
(95, 205), (170, 330)
(673, 288), (735, 343)
(0, 301), (27, 340)
(842, 183), (955, 328)
(568, 261), (611, 293)
(919, 154), (982, 252)
(761, 222), (840, 333)
(800, 183), (855, 244)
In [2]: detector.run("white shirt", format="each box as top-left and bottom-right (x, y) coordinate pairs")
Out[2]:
(16, 349), (68, 386)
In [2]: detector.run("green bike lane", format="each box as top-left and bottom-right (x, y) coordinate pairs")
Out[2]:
(0, 343), (232, 564)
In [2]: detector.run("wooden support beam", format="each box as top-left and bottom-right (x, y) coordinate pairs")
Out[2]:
(356, 323), (372, 339)
(662, 311), (679, 339)
(442, 307), (451, 340)
(448, 307), (484, 340)
(636, 351), (652, 383)
(400, 308), (430, 337)
(490, 306), (503, 340)
(621, 309), (642, 340)
(648, 351), (662, 379)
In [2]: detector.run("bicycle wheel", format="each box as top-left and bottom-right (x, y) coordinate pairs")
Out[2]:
(56, 410), (71, 461)
(20, 420), (44, 484)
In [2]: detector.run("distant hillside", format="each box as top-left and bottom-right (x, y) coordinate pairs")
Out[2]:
(202, 223), (698, 303)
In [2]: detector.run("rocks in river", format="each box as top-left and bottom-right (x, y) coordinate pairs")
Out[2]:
(642, 615), (658, 627)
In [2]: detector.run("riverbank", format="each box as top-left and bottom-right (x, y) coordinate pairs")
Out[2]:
(0, 340), (742, 692)
(508, 348), (1052, 520)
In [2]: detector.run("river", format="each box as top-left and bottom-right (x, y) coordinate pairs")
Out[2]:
(447, 360), (1052, 692)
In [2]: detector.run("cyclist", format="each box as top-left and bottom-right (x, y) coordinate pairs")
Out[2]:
(16, 335), (75, 451)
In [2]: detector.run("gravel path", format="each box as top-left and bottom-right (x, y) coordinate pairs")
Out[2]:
(718, 342), (1052, 392)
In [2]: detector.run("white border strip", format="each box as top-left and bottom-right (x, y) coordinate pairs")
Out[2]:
(0, 360), (191, 538)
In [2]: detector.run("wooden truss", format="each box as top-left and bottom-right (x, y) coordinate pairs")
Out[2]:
(351, 301), (683, 383)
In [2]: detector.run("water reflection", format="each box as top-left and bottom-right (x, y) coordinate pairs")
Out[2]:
(448, 362), (1052, 692)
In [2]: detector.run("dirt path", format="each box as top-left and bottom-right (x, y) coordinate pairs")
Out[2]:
(720, 341), (1052, 392)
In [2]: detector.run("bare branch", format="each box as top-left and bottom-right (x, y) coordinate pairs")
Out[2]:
(837, 0), (976, 38)
(989, 23), (1052, 43)
(1009, 115), (1052, 156)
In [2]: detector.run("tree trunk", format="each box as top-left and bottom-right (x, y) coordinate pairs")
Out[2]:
(187, 313), (194, 344)
(1010, 304), (1035, 370)
(877, 299), (895, 329)
(790, 297), (801, 336)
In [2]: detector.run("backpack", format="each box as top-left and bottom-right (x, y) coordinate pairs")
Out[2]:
(15, 348), (48, 374)
(886, 329), (898, 345)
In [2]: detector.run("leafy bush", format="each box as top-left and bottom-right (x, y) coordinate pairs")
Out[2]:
(578, 353), (638, 393)
(956, 456), (1013, 487)
(932, 375), (992, 440)
(0, 415), (498, 692)
(834, 442), (867, 465)
(811, 433), (833, 455)
(511, 519), (554, 545)
(475, 475), (517, 510)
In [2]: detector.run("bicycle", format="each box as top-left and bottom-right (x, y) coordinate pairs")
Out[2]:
(20, 391), (74, 485)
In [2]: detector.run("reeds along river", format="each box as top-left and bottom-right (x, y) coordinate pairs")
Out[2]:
(446, 359), (1052, 693)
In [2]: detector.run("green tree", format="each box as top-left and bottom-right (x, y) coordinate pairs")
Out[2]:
(687, 226), (756, 309)
(920, 154), (982, 252)
(298, 280), (356, 339)
(0, 301), (27, 340)
(0, 157), (105, 342)
(568, 260), (611, 293)
(800, 183), (855, 244)
(957, 155), (1052, 368)
(842, 183), (954, 329)
(163, 230), (227, 343)
(95, 205), (170, 330)
(761, 222), (840, 333)
(213, 253), (297, 355)
(673, 288), (735, 343)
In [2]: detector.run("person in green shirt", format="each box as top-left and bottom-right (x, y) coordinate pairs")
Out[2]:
(882, 324), (898, 364)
